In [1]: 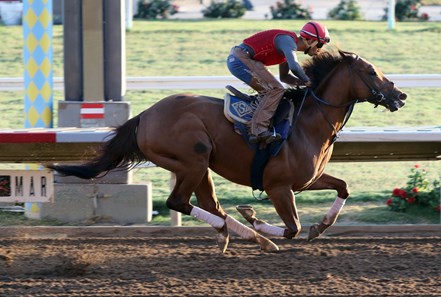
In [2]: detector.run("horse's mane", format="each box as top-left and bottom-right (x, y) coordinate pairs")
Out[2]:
(302, 49), (354, 89)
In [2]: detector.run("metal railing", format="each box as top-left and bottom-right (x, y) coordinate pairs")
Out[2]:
(1, 74), (441, 91)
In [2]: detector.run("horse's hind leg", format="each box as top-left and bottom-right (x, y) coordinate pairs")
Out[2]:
(194, 170), (229, 253)
(166, 170), (224, 230)
(236, 204), (287, 238)
(237, 187), (302, 240)
(305, 173), (350, 241)
(195, 170), (279, 253)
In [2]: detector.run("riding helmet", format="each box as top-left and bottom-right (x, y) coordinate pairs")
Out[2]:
(300, 21), (330, 44)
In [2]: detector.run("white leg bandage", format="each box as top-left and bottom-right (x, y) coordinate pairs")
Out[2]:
(190, 206), (225, 229)
(323, 197), (346, 225)
(253, 220), (285, 237)
(225, 215), (256, 240)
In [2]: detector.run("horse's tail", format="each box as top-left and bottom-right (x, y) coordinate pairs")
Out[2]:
(47, 115), (146, 179)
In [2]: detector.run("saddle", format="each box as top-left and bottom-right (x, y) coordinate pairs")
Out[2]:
(223, 85), (302, 191)
(224, 85), (295, 144)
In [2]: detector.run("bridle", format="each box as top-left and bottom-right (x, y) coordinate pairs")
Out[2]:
(293, 54), (396, 144)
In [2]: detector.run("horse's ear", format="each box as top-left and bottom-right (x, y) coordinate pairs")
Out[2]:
(338, 50), (356, 62)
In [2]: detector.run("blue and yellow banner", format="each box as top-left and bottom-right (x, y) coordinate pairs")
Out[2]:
(23, 0), (53, 129)
(23, 0), (53, 219)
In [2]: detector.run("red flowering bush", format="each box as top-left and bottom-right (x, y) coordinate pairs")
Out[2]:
(386, 187), (418, 211)
(386, 164), (440, 212)
(270, 0), (312, 19)
(420, 12), (429, 21)
(135, 0), (179, 19)
(382, 0), (429, 21)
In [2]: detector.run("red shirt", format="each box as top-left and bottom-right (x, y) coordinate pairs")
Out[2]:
(243, 29), (298, 66)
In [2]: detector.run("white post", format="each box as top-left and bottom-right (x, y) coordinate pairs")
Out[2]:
(169, 172), (182, 226)
(125, 0), (133, 30)
(388, 0), (395, 30)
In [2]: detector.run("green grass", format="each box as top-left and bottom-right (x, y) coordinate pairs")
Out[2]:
(2, 20), (441, 78)
(422, 0), (441, 4)
(0, 20), (440, 226)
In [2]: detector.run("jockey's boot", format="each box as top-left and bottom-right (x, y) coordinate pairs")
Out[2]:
(249, 130), (281, 144)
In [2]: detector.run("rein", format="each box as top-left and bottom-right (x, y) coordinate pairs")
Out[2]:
(293, 87), (358, 148)
(308, 89), (357, 144)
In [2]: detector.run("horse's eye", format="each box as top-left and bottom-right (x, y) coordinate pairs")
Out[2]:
(369, 70), (377, 77)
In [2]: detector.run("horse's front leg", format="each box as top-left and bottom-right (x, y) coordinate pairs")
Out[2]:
(306, 173), (350, 241)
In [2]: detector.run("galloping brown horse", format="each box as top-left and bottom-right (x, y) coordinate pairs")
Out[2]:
(48, 50), (407, 252)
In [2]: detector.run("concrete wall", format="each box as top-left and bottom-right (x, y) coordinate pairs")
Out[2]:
(40, 183), (152, 224)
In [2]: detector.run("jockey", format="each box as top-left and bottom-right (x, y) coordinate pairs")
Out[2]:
(226, 21), (330, 144)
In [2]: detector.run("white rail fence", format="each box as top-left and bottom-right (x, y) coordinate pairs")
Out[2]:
(1, 74), (441, 91)
(1, 74), (440, 226)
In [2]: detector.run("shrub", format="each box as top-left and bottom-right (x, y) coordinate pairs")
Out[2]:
(135, 0), (179, 20)
(395, 0), (421, 20)
(202, 0), (246, 19)
(386, 164), (440, 212)
(270, 0), (312, 20)
(328, 0), (363, 20)
(383, 0), (429, 21)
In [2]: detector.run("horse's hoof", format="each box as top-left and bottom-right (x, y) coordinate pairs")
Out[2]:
(216, 227), (230, 254)
(255, 234), (279, 252)
(308, 223), (322, 241)
(236, 205), (256, 224)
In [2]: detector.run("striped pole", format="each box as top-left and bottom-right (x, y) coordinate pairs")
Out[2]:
(23, 0), (53, 219)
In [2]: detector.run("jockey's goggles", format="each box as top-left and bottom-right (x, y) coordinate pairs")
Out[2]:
(317, 37), (330, 48)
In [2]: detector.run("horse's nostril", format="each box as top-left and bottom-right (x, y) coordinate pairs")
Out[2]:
(398, 93), (407, 100)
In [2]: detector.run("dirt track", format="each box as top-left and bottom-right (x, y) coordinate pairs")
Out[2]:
(1, 231), (441, 296)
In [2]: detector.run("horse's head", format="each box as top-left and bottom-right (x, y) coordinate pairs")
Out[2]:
(340, 51), (407, 112)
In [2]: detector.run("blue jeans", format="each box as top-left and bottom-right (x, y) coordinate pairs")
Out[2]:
(227, 52), (252, 85)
